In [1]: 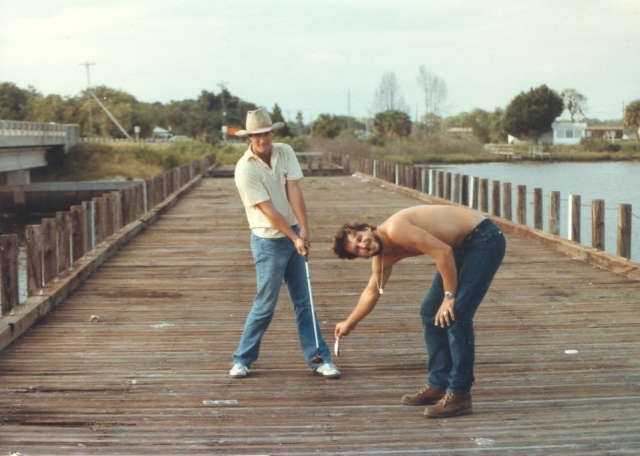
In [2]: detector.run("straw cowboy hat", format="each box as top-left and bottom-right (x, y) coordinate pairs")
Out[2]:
(235, 108), (285, 136)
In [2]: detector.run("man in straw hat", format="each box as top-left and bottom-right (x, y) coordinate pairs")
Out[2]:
(229, 108), (340, 379)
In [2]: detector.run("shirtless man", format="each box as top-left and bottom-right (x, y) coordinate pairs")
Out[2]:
(332, 205), (505, 418)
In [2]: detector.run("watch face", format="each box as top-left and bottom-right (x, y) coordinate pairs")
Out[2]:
(445, 292), (455, 299)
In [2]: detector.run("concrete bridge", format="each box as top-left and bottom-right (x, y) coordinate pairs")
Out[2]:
(0, 120), (81, 185)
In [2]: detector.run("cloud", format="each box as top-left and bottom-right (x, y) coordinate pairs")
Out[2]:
(1, 0), (638, 119)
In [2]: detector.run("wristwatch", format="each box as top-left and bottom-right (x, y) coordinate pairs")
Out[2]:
(444, 291), (456, 299)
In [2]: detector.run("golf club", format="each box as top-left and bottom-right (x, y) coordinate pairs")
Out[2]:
(304, 256), (324, 364)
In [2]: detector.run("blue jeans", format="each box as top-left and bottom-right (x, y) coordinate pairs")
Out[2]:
(232, 225), (331, 370)
(420, 219), (505, 394)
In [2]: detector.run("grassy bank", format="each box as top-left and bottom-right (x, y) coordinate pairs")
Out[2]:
(304, 135), (640, 165)
(56, 141), (217, 181)
(56, 136), (640, 182)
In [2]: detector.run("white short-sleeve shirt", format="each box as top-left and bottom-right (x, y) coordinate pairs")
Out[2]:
(234, 143), (304, 238)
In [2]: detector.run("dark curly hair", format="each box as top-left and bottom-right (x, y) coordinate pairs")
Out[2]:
(331, 222), (377, 260)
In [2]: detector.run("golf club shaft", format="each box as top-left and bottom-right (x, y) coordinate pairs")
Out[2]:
(304, 257), (321, 351)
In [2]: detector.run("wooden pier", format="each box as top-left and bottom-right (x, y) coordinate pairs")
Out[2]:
(1, 174), (640, 454)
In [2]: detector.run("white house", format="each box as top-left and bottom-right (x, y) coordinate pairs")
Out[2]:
(552, 121), (587, 145)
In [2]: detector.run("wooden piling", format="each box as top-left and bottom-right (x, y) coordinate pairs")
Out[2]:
(502, 182), (512, 221)
(592, 199), (605, 251)
(0, 234), (19, 314)
(533, 188), (543, 230)
(516, 185), (526, 225)
(491, 180), (501, 217)
(569, 194), (581, 243)
(617, 203), (632, 259)
(549, 191), (560, 236)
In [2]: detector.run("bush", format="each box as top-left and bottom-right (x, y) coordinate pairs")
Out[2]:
(605, 142), (621, 152)
(278, 135), (309, 152)
(211, 143), (246, 165)
(579, 138), (615, 152)
(58, 141), (216, 181)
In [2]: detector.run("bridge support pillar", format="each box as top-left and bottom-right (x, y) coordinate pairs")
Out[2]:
(6, 169), (31, 185)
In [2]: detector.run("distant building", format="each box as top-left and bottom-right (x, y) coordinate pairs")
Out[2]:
(585, 126), (624, 141)
(552, 122), (587, 145)
(447, 127), (474, 140)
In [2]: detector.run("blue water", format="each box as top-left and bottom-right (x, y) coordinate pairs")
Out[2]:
(437, 161), (640, 261)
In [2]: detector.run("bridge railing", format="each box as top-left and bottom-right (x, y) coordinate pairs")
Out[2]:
(0, 155), (215, 326)
(0, 120), (80, 151)
(339, 154), (638, 279)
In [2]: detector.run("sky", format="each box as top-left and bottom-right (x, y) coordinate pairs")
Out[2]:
(1, 0), (639, 124)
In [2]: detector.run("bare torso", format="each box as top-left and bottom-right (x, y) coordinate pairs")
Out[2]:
(376, 205), (485, 263)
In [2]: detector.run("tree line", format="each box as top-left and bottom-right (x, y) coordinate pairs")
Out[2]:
(0, 82), (260, 142)
(2, 78), (639, 144)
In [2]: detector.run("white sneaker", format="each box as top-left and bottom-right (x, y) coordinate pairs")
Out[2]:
(314, 362), (341, 379)
(229, 363), (249, 378)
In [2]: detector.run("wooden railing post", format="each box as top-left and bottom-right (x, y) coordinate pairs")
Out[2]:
(569, 195), (581, 243)
(452, 173), (461, 204)
(55, 212), (71, 274)
(42, 218), (57, 285)
(444, 172), (452, 201)
(84, 200), (96, 251)
(617, 203), (632, 259)
(471, 177), (479, 210)
(103, 193), (115, 238)
(71, 205), (87, 261)
(421, 168), (428, 194)
(516, 185), (527, 225)
(533, 188), (543, 230)
(93, 196), (105, 244)
(113, 191), (123, 231)
(502, 182), (512, 221)
(491, 180), (501, 217)
(25, 225), (44, 294)
(592, 199), (605, 251)
(429, 169), (437, 196)
(549, 191), (560, 236)
(479, 179), (489, 213)
(461, 175), (469, 207)
(1, 234), (19, 313)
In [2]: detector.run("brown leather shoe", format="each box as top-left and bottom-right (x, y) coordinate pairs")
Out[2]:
(401, 386), (446, 406)
(424, 392), (473, 418)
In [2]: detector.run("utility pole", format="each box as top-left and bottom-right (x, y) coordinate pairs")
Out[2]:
(80, 61), (95, 136)
(218, 81), (229, 142)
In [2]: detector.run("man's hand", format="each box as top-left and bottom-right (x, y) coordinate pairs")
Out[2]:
(294, 237), (307, 256)
(435, 300), (455, 327)
(335, 321), (352, 340)
(299, 227), (311, 255)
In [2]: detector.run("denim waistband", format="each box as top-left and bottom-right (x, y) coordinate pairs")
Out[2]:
(461, 218), (494, 245)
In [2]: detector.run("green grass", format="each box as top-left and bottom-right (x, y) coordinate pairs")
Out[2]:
(59, 141), (217, 181)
